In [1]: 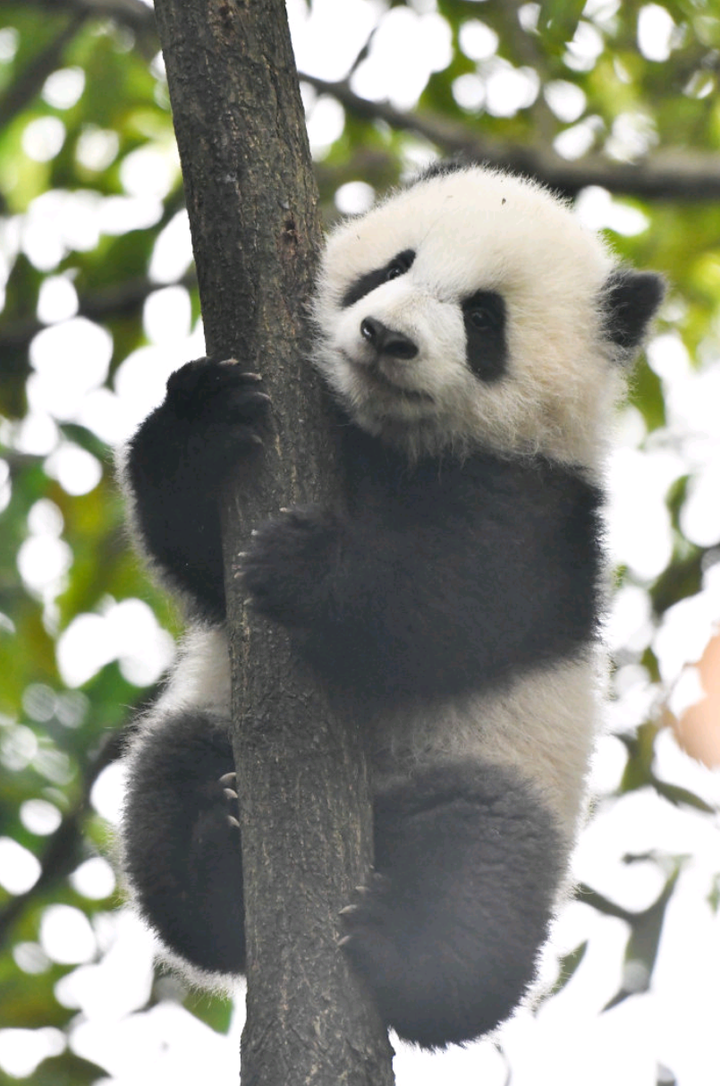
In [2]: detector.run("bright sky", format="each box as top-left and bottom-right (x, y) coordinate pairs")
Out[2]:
(0, 1), (719, 1084)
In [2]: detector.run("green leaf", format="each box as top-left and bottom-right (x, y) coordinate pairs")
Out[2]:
(33, 1051), (109, 1086)
(629, 357), (665, 432)
(537, 0), (586, 46)
(184, 988), (235, 1034)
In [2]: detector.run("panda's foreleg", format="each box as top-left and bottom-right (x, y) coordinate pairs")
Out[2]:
(122, 709), (246, 976)
(122, 357), (271, 622)
(340, 761), (563, 1049)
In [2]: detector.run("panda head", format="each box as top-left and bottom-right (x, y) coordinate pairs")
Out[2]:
(312, 163), (664, 469)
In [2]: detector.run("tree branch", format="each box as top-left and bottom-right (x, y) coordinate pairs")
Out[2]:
(150, 0), (393, 1082)
(6, 0), (720, 202)
(29, 0), (155, 35)
(300, 72), (720, 201)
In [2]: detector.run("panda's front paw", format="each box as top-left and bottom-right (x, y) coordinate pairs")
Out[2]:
(165, 357), (272, 470)
(238, 506), (342, 626)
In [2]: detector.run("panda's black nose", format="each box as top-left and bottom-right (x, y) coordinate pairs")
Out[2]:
(360, 317), (418, 360)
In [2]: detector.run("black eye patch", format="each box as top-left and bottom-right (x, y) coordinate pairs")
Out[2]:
(462, 290), (507, 382)
(341, 249), (416, 309)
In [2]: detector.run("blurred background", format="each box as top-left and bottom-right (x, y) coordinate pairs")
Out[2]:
(0, 1), (718, 1083)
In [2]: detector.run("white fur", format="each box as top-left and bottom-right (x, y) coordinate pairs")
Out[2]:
(123, 626), (231, 800)
(122, 626), (231, 787)
(154, 628), (598, 844)
(313, 165), (622, 469)
(372, 654), (601, 841)
(153, 625), (231, 717)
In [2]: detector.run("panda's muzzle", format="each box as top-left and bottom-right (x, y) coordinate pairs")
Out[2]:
(360, 317), (418, 360)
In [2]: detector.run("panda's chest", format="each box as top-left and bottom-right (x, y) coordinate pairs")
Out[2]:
(348, 449), (478, 533)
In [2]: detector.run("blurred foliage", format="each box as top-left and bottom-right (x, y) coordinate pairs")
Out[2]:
(0, 0), (718, 1082)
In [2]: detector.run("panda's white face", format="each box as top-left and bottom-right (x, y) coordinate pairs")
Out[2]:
(312, 166), (623, 469)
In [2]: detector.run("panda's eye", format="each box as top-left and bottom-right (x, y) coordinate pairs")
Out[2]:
(463, 291), (505, 334)
(468, 306), (498, 331)
(341, 249), (416, 308)
(385, 250), (415, 282)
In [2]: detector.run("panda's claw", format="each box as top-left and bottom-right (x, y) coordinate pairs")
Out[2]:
(354, 872), (389, 895)
(216, 772), (239, 825)
(339, 871), (393, 938)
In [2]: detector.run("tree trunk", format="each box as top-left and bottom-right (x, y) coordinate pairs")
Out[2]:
(151, 1), (394, 1083)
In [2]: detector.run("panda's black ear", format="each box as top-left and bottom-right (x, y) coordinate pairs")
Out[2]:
(601, 268), (665, 363)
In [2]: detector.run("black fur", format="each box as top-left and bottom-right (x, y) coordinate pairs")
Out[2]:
(124, 709), (561, 1047)
(408, 157), (474, 186)
(241, 423), (602, 705)
(125, 360), (602, 701)
(123, 710), (245, 974)
(601, 268), (665, 358)
(462, 290), (507, 382)
(124, 359), (270, 622)
(345, 762), (562, 1047)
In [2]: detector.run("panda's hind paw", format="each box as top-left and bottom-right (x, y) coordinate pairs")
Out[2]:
(338, 872), (394, 942)
(195, 771), (240, 839)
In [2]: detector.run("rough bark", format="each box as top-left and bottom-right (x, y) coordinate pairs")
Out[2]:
(151, 1), (394, 1083)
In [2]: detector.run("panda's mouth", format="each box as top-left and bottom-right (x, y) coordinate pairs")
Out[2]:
(346, 354), (434, 404)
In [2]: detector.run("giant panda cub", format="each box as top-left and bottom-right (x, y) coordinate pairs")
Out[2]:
(119, 162), (663, 1049)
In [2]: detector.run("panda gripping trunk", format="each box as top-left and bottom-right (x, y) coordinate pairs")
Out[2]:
(120, 163), (663, 1048)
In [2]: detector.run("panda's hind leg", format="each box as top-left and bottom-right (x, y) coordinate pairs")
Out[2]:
(340, 761), (563, 1049)
(122, 710), (246, 977)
